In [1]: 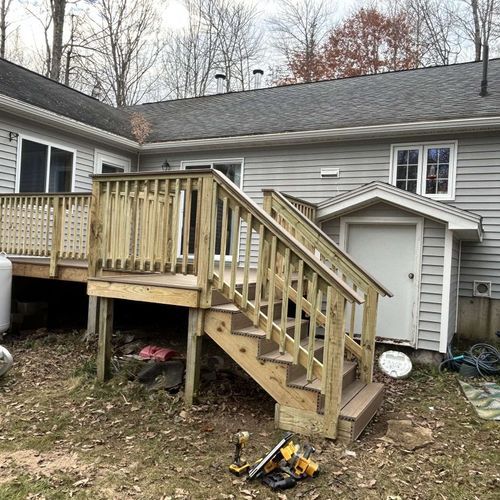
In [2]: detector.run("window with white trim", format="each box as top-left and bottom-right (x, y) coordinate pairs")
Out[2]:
(95, 150), (131, 174)
(18, 138), (74, 193)
(391, 143), (456, 200)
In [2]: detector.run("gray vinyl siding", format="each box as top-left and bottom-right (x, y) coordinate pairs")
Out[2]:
(319, 203), (445, 351)
(448, 236), (461, 344)
(417, 220), (445, 352)
(139, 131), (500, 301)
(0, 113), (135, 193)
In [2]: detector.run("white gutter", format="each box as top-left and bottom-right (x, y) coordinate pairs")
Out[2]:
(0, 94), (139, 151)
(141, 115), (500, 153)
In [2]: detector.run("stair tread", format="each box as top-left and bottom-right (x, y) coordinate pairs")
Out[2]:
(340, 380), (366, 408)
(210, 303), (240, 313)
(234, 317), (303, 335)
(260, 350), (294, 363)
(340, 382), (384, 420)
(288, 360), (357, 392)
(300, 337), (324, 350)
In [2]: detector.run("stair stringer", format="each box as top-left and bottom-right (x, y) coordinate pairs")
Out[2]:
(204, 310), (319, 412)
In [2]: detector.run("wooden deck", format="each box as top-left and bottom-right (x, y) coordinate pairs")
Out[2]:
(0, 170), (391, 441)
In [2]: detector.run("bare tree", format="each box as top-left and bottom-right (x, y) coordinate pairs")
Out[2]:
(84, 0), (163, 106)
(459, 0), (500, 60)
(269, 0), (333, 83)
(0, 0), (13, 58)
(49, 0), (67, 80)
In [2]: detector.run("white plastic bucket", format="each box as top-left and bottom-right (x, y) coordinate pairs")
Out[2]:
(0, 252), (12, 334)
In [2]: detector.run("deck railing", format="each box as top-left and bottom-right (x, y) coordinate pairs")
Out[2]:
(90, 170), (367, 437)
(0, 193), (91, 276)
(262, 189), (392, 384)
(280, 192), (317, 223)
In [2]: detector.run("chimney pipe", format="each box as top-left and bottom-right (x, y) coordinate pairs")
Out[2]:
(480, 44), (489, 97)
(253, 69), (264, 89)
(215, 73), (226, 94)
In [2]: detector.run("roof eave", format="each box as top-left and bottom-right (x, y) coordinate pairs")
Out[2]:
(0, 94), (139, 151)
(140, 115), (500, 152)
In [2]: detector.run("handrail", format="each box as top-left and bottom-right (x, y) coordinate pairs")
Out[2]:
(262, 188), (392, 386)
(262, 189), (392, 297)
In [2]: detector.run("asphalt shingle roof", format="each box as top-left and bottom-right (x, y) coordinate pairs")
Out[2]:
(1, 57), (499, 144)
(0, 58), (134, 139)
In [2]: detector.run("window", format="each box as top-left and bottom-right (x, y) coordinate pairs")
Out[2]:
(17, 138), (74, 193)
(94, 150), (131, 174)
(391, 143), (456, 200)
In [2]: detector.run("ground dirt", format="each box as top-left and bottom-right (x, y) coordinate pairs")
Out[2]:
(0, 329), (498, 499)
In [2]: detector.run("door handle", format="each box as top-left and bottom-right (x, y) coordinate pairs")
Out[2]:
(408, 273), (414, 279)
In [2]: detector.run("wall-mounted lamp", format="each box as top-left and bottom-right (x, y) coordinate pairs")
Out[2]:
(161, 160), (170, 171)
(8, 132), (19, 142)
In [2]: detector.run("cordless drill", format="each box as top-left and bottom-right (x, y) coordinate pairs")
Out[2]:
(229, 431), (251, 476)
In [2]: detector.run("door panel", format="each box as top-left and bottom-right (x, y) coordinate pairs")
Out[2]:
(346, 223), (418, 344)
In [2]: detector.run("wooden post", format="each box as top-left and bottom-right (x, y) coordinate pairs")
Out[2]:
(185, 308), (204, 405)
(197, 176), (214, 308)
(88, 180), (102, 278)
(322, 289), (346, 439)
(49, 197), (63, 277)
(97, 297), (114, 382)
(86, 295), (99, 339)
(360, 288), (379, 384)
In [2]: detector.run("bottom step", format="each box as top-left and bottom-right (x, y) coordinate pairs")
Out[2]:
(275, 382), (384, 442)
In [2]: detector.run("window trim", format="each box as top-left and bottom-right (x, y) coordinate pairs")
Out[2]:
(15, 134), (76, 193)
(94, 149), (132, 174)
(180, 158), (245, 189)
(389, 141), (457, 201)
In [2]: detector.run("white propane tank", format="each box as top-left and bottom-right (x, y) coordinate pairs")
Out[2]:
(0, 252), (12, 334)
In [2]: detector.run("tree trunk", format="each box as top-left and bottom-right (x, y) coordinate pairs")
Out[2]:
(0, 0), (7, 59)
(471, 0), (482, 61)
(49, 0), (67, 81)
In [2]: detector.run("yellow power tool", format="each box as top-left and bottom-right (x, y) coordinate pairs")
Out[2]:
(228, 431), (251, 476)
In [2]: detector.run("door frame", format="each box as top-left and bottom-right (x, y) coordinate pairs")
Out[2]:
(179, 159), (245, 262)
(339, 216), (424, 348)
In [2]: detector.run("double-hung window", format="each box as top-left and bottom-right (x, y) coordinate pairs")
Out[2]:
(391, 142), (457, 200)
(17, 137), (74, 193)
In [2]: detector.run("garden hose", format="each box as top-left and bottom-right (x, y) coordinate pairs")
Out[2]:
(439, 343), (500, 377)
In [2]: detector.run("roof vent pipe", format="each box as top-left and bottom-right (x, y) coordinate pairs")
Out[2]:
(480, 44), (489, 97)
(253, 69), (264, 89)
(215, 73), (226, 94)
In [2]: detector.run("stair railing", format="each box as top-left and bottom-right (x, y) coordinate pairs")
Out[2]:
(262, 189), (392, 384)
(0, 193), (91, 276)
(205, 170), (364, 438)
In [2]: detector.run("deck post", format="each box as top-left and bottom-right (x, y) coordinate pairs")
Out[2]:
(96, 297), (114, 382)
(88, 180), (102, 278)
(322, 290), (346, 439)
(86, 295), (99, 339)
(49, 197), (63, 278)
(197, 176), (214, 308)
(185, 308), (204, 405)
(360, 288), (379, 384)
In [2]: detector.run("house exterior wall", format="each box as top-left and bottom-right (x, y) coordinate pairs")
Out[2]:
(0, 113), (136, 193)
(138, 132), (500, 308)
(322, 202), (447, 352)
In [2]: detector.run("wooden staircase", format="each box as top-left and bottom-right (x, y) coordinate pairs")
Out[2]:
(205, 287), (384, 442)
(1, 169), (391, 441)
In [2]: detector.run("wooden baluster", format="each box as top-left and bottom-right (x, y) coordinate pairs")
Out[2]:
(252, 224), (265, 326)
(293, 260), (304, 364)
(44, 197), (51, 257)
(170, 179), (181, 274)
(266, 235), (277, 340)
(279, 247), (291, 354)
(192, 179), (202, 275)
(229, 205), (240, 298)
(208, 182), (218, 280)
(49, 197), (63, 277)
(60, 196), (67, 259)
(121, 183), (130, 267)
(306, 273), (318, 382)
(160, 179), (170, 271)
(182, 178), (192, 274)
(218, 196), (229, 288)
(241, 212), (252, 309)
(20, 196), (27, 255)
(322, 287), (346, 439)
